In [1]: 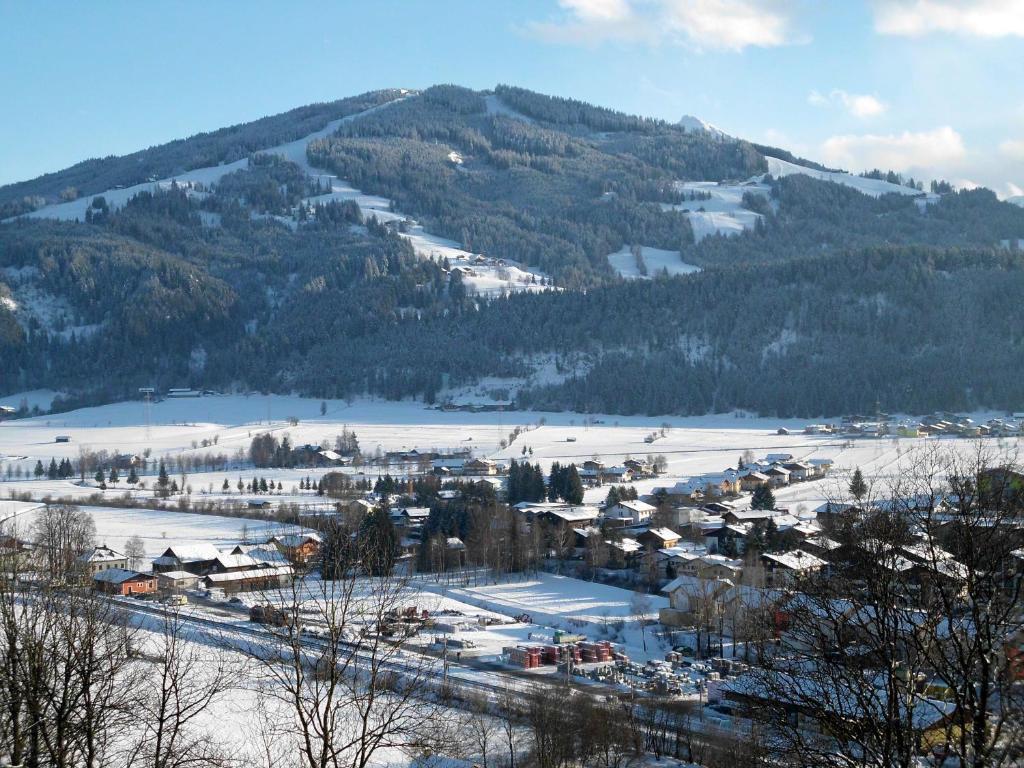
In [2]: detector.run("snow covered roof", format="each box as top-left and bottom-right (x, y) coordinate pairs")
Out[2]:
(398, 507), (431, 519)
(662, 574), (734, 594)
(614, 499), (656, 513)
(93, 568), (151, 584)
(763, 550), (826, 571)
(643, 527), (680, 541)
(159, 543), (222, 562)
(156, 570), (198, 581)
(78, 545), (126, 563)
(204, 565), (293, 583)
(271, 532), (324, 547)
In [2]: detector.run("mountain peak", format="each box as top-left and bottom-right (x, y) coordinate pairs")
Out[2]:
(678, 114), (727, 139)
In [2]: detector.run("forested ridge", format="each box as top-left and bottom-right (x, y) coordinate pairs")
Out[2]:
(2, 84), (1024, 416)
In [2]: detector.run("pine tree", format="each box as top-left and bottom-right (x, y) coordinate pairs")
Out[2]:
(222, 478), (230, 491)
(849, 467), (868, 502)
(47, 458), (58, 479)
(108, 467), (119, 484)
(94, 468), (105, 485)
(751, 484), (776, 510)
(127, 467), (139, 485)
(564, 465), (584, 504)
(33, 460), (44, 478)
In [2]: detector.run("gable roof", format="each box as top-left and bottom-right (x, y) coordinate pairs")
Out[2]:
(93, 568), (152, 585)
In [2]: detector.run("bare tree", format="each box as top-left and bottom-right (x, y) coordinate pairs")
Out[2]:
(246, 517), (442, 768)
(128, 608), (241, 768)
(125, 535), (146, 571)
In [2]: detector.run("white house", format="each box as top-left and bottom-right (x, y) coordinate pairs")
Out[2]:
(604, 499), (656, 525)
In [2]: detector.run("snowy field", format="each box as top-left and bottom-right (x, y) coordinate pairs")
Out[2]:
(663, 180), (770, 242)
(2, 501), (282, 558)
(764, 155), (939, 201)
(1, 393), (1020, 517)
(606, 245), (701, 278)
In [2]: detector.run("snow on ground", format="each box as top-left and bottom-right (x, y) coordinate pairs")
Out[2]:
(0, 389), (65, 412)
(419, 572), (666, 661)
(677, 115), (728, 139)
(5, 503), (282, 558)
(484, 93), (534, 123)
(11, 91), (549, 297)
(15, 98), (409, 223)
(301, 180), (550, 296)
(764, 155), (939, 201)
(662, 180), (770, 242)
(607, 245), (701, 279)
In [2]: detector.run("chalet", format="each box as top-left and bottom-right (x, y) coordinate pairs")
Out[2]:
(636, 527), (681, 550)
(739, 471), (770, 492)
(600, 466), (633, 483)
(604, 499), (656, 525)
(761, 550), (826, 587)
(765, 453), (794, 463)
(92, 569), (157, 596)
(0, 405), (16, 420)
(346, 498), (377, 517)
(152, 543), (223, 576)
(535, 505), (601, 527)
(156, 570), (200, 591)
(202, 564), (294, 594)
(395, 506), (431, 528)
(623, 458), (655, 477)
(764, 466), (792, 487)
(807, 458), (833, 476)
(432, 457), (466, 474)
(582, 460), (605, 472)
(269, 532), (323, 563)
(77, 545), (129, 575)
(247, 499), (272, 510)
(782, 461), (815, 482)
(659, 574), (734, 626)
(55, 435), (71, 443)
(607, 537), (643, 569)
(464, 458), (499, 476)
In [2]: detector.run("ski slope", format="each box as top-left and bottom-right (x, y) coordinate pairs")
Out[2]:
(607, 245), (701, 278)
(663, 180), (770, 242)
(764, 155), (938, 201)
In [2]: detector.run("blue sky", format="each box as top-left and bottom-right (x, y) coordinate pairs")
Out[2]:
(1, 0), (1022, 196)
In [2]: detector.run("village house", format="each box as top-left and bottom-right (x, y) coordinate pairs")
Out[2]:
(202, 564), (294, 594)
(464, 458), (499, 476)
(269, 532), (323, 563)
(156, 570), (200, 592)
(636, 526), (681, 550)
(739, 471), (770, 492)
(600, 466), (634, 484)
(764, 465), (792, 487)
(152, 543), (224, 575)
(77, 545), (129, 575)
(92, 568), (158, 597)
(761, 550), (826, 587)
(604, 499), (657, 526)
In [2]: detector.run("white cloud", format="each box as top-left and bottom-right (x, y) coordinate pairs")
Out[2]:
(529, 0), (803, 51)
(809, 89), (887, 118)
(820, 126), (966, 172)
(558, 0), (632, 21)
(871, 0), (1024, 38)
(999, 139), (1024, 160)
